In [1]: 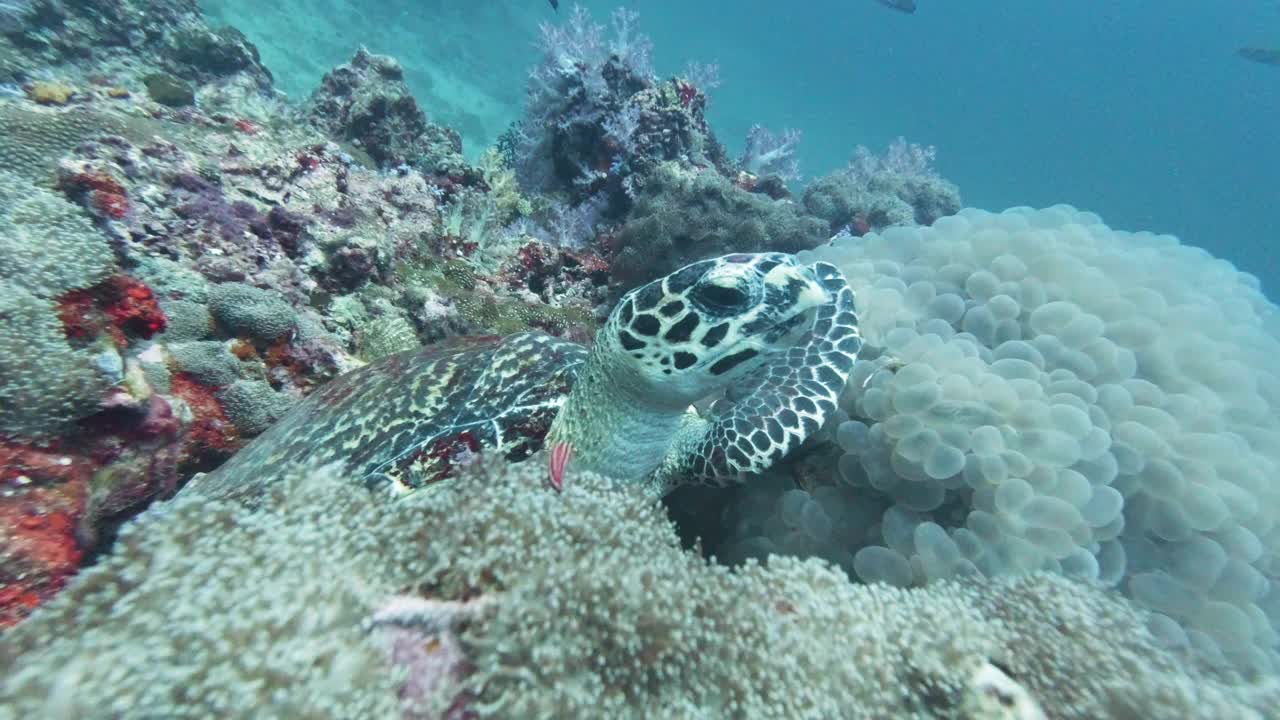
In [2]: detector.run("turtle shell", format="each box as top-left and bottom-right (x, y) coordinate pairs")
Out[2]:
(189, 332), (587, 502)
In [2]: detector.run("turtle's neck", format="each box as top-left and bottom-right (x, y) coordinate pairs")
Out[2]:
(546, 341), (688, 486)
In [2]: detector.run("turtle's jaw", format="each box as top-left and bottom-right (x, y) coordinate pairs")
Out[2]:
(759, 261), (830, 346)
(763, 306), (818, 346)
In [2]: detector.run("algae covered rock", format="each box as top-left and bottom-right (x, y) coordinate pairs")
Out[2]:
(611, 161), (827, 289)
(143, 72), (195, 107)
(304, 47), (468, 175)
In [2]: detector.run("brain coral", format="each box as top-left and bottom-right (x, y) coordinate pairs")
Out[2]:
(1, 458), (1275, 718)
(721, 205), (1279, 674)
(0, 171), (117, 436)
(0, 171), (115, 298)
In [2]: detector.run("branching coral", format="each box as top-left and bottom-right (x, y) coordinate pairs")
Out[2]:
(510, 5), (726, 219)
(739, 124), (802, 182)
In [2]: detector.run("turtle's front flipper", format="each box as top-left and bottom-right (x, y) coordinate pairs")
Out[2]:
(655, 262), (862, 492)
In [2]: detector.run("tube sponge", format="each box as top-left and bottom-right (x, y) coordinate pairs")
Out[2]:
(737, 205), (1280, 673)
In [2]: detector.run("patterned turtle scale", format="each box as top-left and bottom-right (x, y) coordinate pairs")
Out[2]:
(190, 252), (861, 502)
(190, 332), (586, 501)
(682, 261), (862, 482)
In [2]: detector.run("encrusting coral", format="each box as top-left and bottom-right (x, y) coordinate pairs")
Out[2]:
(1, 458), (1276, 719)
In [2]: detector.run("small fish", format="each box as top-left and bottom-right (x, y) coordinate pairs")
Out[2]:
(1238, 47), (1280, 67)
(548, 0), (559, 11)
(877, 0), (916, 13)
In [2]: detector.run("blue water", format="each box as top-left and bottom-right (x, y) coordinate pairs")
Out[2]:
(206, 0), (1279, 295)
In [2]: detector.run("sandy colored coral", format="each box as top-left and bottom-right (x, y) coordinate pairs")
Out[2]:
(25, 81), (75, 106)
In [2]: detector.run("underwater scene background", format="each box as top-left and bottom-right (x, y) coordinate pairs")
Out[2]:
(0, 0), (1278, 717)
(206, 0), (1280, 296)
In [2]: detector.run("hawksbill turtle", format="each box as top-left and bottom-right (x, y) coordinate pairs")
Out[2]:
(187, 252), (862, 501)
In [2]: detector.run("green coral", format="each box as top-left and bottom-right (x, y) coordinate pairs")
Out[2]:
(207, 282), (297, 342)
(440, 186), (520, 273)
(0, 171), (115, 298)
(0, 282), (113, 437)
(157, 300), (213, 342)
(399, 256), (595, 338)
(478, 147), (532, 223)
(217, 379), (295, 436)
(0, 172), (118, 437)
(356, 312), (420, 362)
(613, 161), (827, 289)
(0, 105), (126, 181)
(167, 340), (244, 386)
(1, 458), (1274, 717)
(131, 255), (211, 304)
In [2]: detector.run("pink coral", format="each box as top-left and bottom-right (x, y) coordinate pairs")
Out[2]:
(368, 595), (490, 719)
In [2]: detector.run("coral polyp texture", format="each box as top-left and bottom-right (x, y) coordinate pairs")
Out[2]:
(0, 0), (615, 626)
(803, 137), (962, 235)
(2, 459), (1276, 718)
(718, 205), (1279, 673)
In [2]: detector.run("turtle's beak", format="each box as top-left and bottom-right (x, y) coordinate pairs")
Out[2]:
(760, 262), (829, 344)
(763, 261), (830, 313)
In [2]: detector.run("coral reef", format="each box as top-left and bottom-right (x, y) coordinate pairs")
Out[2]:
(0, 0), (272, 102)
(609, 161), (828, 289)
(0, 0), (618, 626)
(507, 6), (731, 219)
(304, 47), (470, 175)
(804, 137), (962, 235)
(711, 205), (1280, 674)
(1, 459), (1275, 717)
(2, 0), (1275, 710)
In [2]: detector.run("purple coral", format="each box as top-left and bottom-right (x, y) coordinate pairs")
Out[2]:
(544, 194), (605, 249)
(516, 6), (659, 193)
(604, 8), (654, 80)
(368, 595), (490, 719)
(681, 61), (722, 94)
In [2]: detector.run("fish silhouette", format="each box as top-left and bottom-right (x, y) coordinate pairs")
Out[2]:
(1239, 46), (1280, 67)
(877, 0), (916, 14)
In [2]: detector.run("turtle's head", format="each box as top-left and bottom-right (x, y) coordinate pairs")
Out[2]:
(604, 253), (831, 405)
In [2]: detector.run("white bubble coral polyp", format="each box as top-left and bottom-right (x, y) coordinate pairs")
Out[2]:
(758, 205), (1280, 673)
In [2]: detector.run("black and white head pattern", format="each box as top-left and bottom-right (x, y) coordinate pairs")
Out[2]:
(606, 253), (833, 407)
(684, 258), (862, 484)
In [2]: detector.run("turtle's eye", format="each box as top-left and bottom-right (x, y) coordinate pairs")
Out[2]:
(692, 282), (750, 311)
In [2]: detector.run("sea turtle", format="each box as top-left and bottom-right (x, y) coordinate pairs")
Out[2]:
(186, 252), (861, 502)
